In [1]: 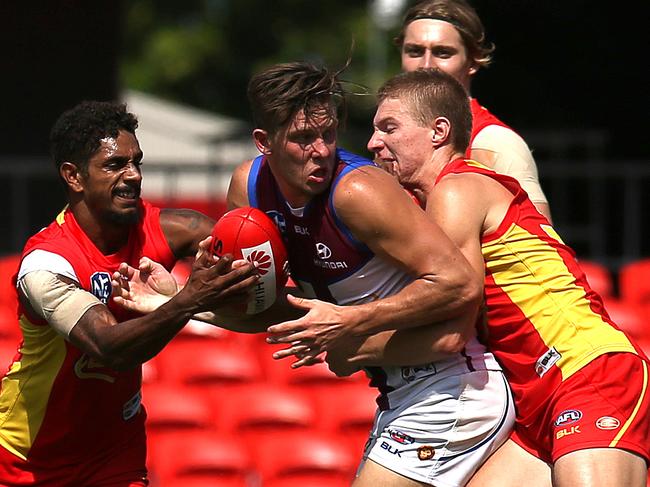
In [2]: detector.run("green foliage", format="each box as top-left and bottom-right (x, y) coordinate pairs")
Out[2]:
(120, 0), (403, 152)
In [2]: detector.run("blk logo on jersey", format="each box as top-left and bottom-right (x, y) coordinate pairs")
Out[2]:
(380, 441), (403, 457)
(535, 346), (561, 377)
(90, 272), (112, 304)
(556, 425), (581, 440)
(555, 409), (582, 427)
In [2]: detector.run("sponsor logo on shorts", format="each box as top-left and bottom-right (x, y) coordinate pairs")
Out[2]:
(387, 429), (415, 445)
(554, 409), (582, 426)
(596, 416), (621, 430)
(556, 426), (581, 440)
(380, 441), (403, 457)
(90, 271), (112, 304)
(535, 346), (561, 377)
(417, 445), (435, 461)
(401, 363), (437, 383)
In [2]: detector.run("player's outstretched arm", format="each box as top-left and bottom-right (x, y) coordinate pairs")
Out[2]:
(267, 166), (482, 361)
(64, 249), (259, 370)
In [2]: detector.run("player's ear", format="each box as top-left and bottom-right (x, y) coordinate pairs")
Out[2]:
(431, 116), (452, 147)
(60, 162), (84, 193)
(253, 129), (272, 155)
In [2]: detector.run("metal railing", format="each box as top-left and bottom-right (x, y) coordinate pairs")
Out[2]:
(2, 156), (648, 272)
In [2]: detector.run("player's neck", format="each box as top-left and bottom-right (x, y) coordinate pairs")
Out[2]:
(70, 203), (132, 255)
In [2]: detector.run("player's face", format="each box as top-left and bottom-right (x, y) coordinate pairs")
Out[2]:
(81, 129), (143, 225)
(401, 19), (475, 91)
(267, 105), (338, 207)
(368, 97), (433, 188)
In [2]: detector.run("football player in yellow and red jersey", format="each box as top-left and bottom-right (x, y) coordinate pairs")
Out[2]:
(393, 0), (552, 223)
(347, 68), (649, 486)
(0, 101), (258, 486)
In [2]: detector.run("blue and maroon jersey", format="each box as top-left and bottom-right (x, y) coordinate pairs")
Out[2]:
(248, 149), (501, 407)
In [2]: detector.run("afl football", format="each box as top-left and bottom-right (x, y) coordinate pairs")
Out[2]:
(210, 207), (288, 314)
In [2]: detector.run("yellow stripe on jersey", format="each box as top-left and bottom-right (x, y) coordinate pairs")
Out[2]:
(55, 206), (69, 225)
(0, 316), (67, 460)
(465, 159), (491, 171)
(483, 222), (636, 380)
(610, 360), (648, 447)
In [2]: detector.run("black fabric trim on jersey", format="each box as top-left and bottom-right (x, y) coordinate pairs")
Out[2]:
(365, 366), (395, 411)
(461, 348), (475, 372)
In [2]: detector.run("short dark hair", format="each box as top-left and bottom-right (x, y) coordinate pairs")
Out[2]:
(247, 61), (345, 138)
(378, 69), (472, 152)
(395, 0), (494, 70)
(49, 100), (138, 175)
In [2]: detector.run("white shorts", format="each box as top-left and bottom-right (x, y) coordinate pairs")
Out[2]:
(359, 370), (514, 487)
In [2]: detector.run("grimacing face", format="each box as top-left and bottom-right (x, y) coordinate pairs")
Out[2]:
(400, 18), (476, 91)
(265, 104), (338, 207)
(78, 129), (143, 225)
(367, 97), (433, 189)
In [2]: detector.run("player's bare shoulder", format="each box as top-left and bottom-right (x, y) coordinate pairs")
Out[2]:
(332, 163), (401, 210)
(227, 158), (255, 209)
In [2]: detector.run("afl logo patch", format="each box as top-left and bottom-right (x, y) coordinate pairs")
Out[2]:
(90, 272), (112, 304)
(417, 445), (435, 461)
(554, 409), (582, 427)
(596, 416), (621, 430)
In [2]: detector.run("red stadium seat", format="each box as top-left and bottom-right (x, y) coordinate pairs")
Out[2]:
(0, 340), (21, 373)
(157, 341), (263, 388)
(604, 299), (649, 342)
(312, 385), (377, 456)
(142, 384), (214, 442)
(264, 475), (353, 487)
(313, 385), (377, 431)
(577, 259), (613, 298)
(253, 431), (357, 485)
(0, 304), (21, 341)
(0, 254), (20, 308)
(619, 259), (650, 305)
(148, 431), (254, 487)
(215, 384), (316, 438)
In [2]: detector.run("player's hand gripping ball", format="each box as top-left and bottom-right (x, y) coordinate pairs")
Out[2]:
(210, 207), (288, 314)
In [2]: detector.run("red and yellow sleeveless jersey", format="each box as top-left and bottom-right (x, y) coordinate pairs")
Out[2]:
(436, 159), (641, 426)
(466, 99), (511, 158)
(0, 200), (176, 480)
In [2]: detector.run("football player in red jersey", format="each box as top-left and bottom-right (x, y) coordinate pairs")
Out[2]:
(392, 0), (552, 223)
(0, 101), (259, 486)
(355, 68), (649, 486)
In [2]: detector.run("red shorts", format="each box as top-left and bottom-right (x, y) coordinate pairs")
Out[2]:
(511, 352), (650, 464)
